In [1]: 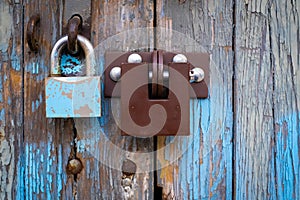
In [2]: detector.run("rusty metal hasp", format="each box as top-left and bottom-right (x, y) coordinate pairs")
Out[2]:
(45, 35), (101, 118)
(104, 51), (209, 136)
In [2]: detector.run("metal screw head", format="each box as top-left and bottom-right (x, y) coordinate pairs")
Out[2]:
(110, 66), (121, 82)
(173, 54), (187, 63)
(67, 158), (83, 175)
(127, 53), (142, 63)
(189, 67), (205, 82)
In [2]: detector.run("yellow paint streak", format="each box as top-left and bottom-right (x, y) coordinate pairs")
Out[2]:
(160, 165), (178, 183)
(157, 136), (178, 183)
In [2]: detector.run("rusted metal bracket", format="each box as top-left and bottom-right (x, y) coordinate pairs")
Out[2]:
(105, 51), (209, 98)
(104, 51), (209, 136)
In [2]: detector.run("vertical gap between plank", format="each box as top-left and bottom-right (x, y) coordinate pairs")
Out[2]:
(268, 2), (278, 198)
(232, 0), (237, 199)
(152, 0), (163, 199)
(21, 0), (26, 197)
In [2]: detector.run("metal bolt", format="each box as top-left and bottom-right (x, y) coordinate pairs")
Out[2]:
(127, 53), (142, 63)
(189, 67), (205, 82)
(110, 66), (121, 82)
(173, 54), (187, 63)
(67, 158), (83, 175)
(122, 159), (137, 176)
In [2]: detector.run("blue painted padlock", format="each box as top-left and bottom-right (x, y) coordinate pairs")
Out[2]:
(45, 35), (101, 118)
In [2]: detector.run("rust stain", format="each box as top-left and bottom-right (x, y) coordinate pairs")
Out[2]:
(61, 91), (72, 99)
(200, 158), (203, 165)
(220, 12), (223, 22)
(223, 46), (232, 54)
(74, 105), (93, 115)
(10, 70), (22, 90)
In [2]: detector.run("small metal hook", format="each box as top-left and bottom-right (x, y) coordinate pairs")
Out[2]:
(67, 14), (83, 54)
(26, 14), (40, 52)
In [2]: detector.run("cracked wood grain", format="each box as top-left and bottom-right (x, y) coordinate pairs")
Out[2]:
(156, 0), (234, 199)
(235, 0), (299, 199)
(0, 1), (23, 199)
(74, 1), (155, 199)
(23, 0), (74, 199)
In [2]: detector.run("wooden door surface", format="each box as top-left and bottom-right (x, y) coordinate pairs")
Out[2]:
(0, 0), (299, 199)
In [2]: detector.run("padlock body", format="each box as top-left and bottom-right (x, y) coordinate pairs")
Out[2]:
(45, 77), (101, 118)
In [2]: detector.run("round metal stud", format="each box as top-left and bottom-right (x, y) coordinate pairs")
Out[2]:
(189, 67), (205, 82)
(172, 54), (187, 63)
(127, 53), (142, 63)
(110, 66), (121, 82)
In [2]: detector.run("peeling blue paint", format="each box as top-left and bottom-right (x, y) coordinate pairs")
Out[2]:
(26, 61), (47, 81)
(32, 62), (40, 74)
(98, 56), (109, 126)
(274, 112), (300, 200)
(11, 60), (21, 71)
(0, 109), (5, 124)
(22, 136), (68, 199)
(16, 156), (25, 200)
(177, 84), (233, 199)
(57, 145), (63, 199)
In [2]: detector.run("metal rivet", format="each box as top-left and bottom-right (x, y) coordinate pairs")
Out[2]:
(110, 66), (121, 82)
(67, 158), (83, 175)
(172, 54), (187, 63)
(189, 67), (205, 82)
(127, 53), (142, 63)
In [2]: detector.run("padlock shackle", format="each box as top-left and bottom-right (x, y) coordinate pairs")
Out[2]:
(50, 35), (95, 76)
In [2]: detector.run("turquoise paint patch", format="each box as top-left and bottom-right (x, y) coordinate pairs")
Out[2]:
(16, 156), (25, 200)
(274, 112), (300, 200)
(60, 54), (83, 76)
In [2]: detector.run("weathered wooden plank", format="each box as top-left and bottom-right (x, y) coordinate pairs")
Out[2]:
(74, 1), (155, 199)
(156, 1), (234, 199)
(235, 1), (300, 198)
(270, 0), (299, 199)
(23, 1), (74, 199)
(235, 0), (275, 199)
(0, 1), (23, 199)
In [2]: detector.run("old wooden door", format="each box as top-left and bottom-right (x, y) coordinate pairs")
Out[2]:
(0, 0), (299, 199)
